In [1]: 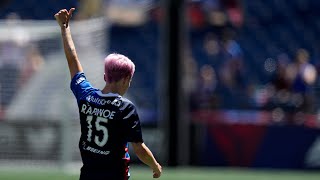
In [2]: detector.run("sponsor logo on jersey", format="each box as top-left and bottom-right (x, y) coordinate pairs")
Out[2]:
(86, 95), (122, 107)
(76, 77), (86, 85)
(86, 95), (107, 105)
(82, 141), (110, 155)
(110, 99), (121, 107)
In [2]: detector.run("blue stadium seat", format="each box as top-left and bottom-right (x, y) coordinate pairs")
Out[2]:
(0, 0), (78, 19)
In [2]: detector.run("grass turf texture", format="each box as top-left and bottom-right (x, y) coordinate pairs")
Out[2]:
(0, 167), (319, 180)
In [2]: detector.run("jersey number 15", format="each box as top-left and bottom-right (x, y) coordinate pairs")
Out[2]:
(86, 115), (109, 147)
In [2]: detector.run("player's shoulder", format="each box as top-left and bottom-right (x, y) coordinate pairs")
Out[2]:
(71, 72), (86, 84)
(120, 97), (134, 105)
(71, 72), (96, 89)
(70, 72), (99, 100)
(119, 97), (136, 110)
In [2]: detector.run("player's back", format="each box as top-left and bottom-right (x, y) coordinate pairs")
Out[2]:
(71, 73), (143, 180)
(78, 91), (128, 168)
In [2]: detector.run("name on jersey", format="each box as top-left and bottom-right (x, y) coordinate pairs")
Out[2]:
(81, 104), (116, 119)
(86, 95), (121, 107)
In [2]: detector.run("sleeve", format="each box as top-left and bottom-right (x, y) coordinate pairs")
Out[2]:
(123, 103), (143, 143)
(70, 72), (95, 101)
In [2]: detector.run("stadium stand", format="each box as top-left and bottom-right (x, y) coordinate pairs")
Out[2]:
(0, 0), (319, 120)
(0, 0), (78, 20)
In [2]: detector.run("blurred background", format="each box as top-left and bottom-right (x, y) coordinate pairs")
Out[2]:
(0, 0), (320, 179)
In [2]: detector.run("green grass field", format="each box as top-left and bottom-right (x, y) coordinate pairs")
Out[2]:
(0, 167), (320, 180)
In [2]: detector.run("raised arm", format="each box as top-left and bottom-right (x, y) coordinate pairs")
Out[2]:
(131, 142), (162, 178)
(54, 8), (83, 79)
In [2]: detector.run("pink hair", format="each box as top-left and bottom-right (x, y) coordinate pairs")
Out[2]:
(104, 53), (135, 83)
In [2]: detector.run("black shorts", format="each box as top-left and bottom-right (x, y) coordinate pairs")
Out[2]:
(80, 172), (129, 180)
(80, 168), (130, 180)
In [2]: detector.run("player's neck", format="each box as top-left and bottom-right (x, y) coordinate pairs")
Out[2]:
(101, 84), (124, 96)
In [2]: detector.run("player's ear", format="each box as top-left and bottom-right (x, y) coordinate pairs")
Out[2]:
(125, 76), (131, 84)
(104, 73), (107, 82)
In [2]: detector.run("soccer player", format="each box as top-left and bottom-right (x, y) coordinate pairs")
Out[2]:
(54, 8), (162, 180)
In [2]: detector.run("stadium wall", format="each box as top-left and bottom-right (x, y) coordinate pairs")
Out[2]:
(192, 123), (320, 169)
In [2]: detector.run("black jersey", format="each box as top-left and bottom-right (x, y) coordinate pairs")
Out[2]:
(71, 72), (143, 180)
